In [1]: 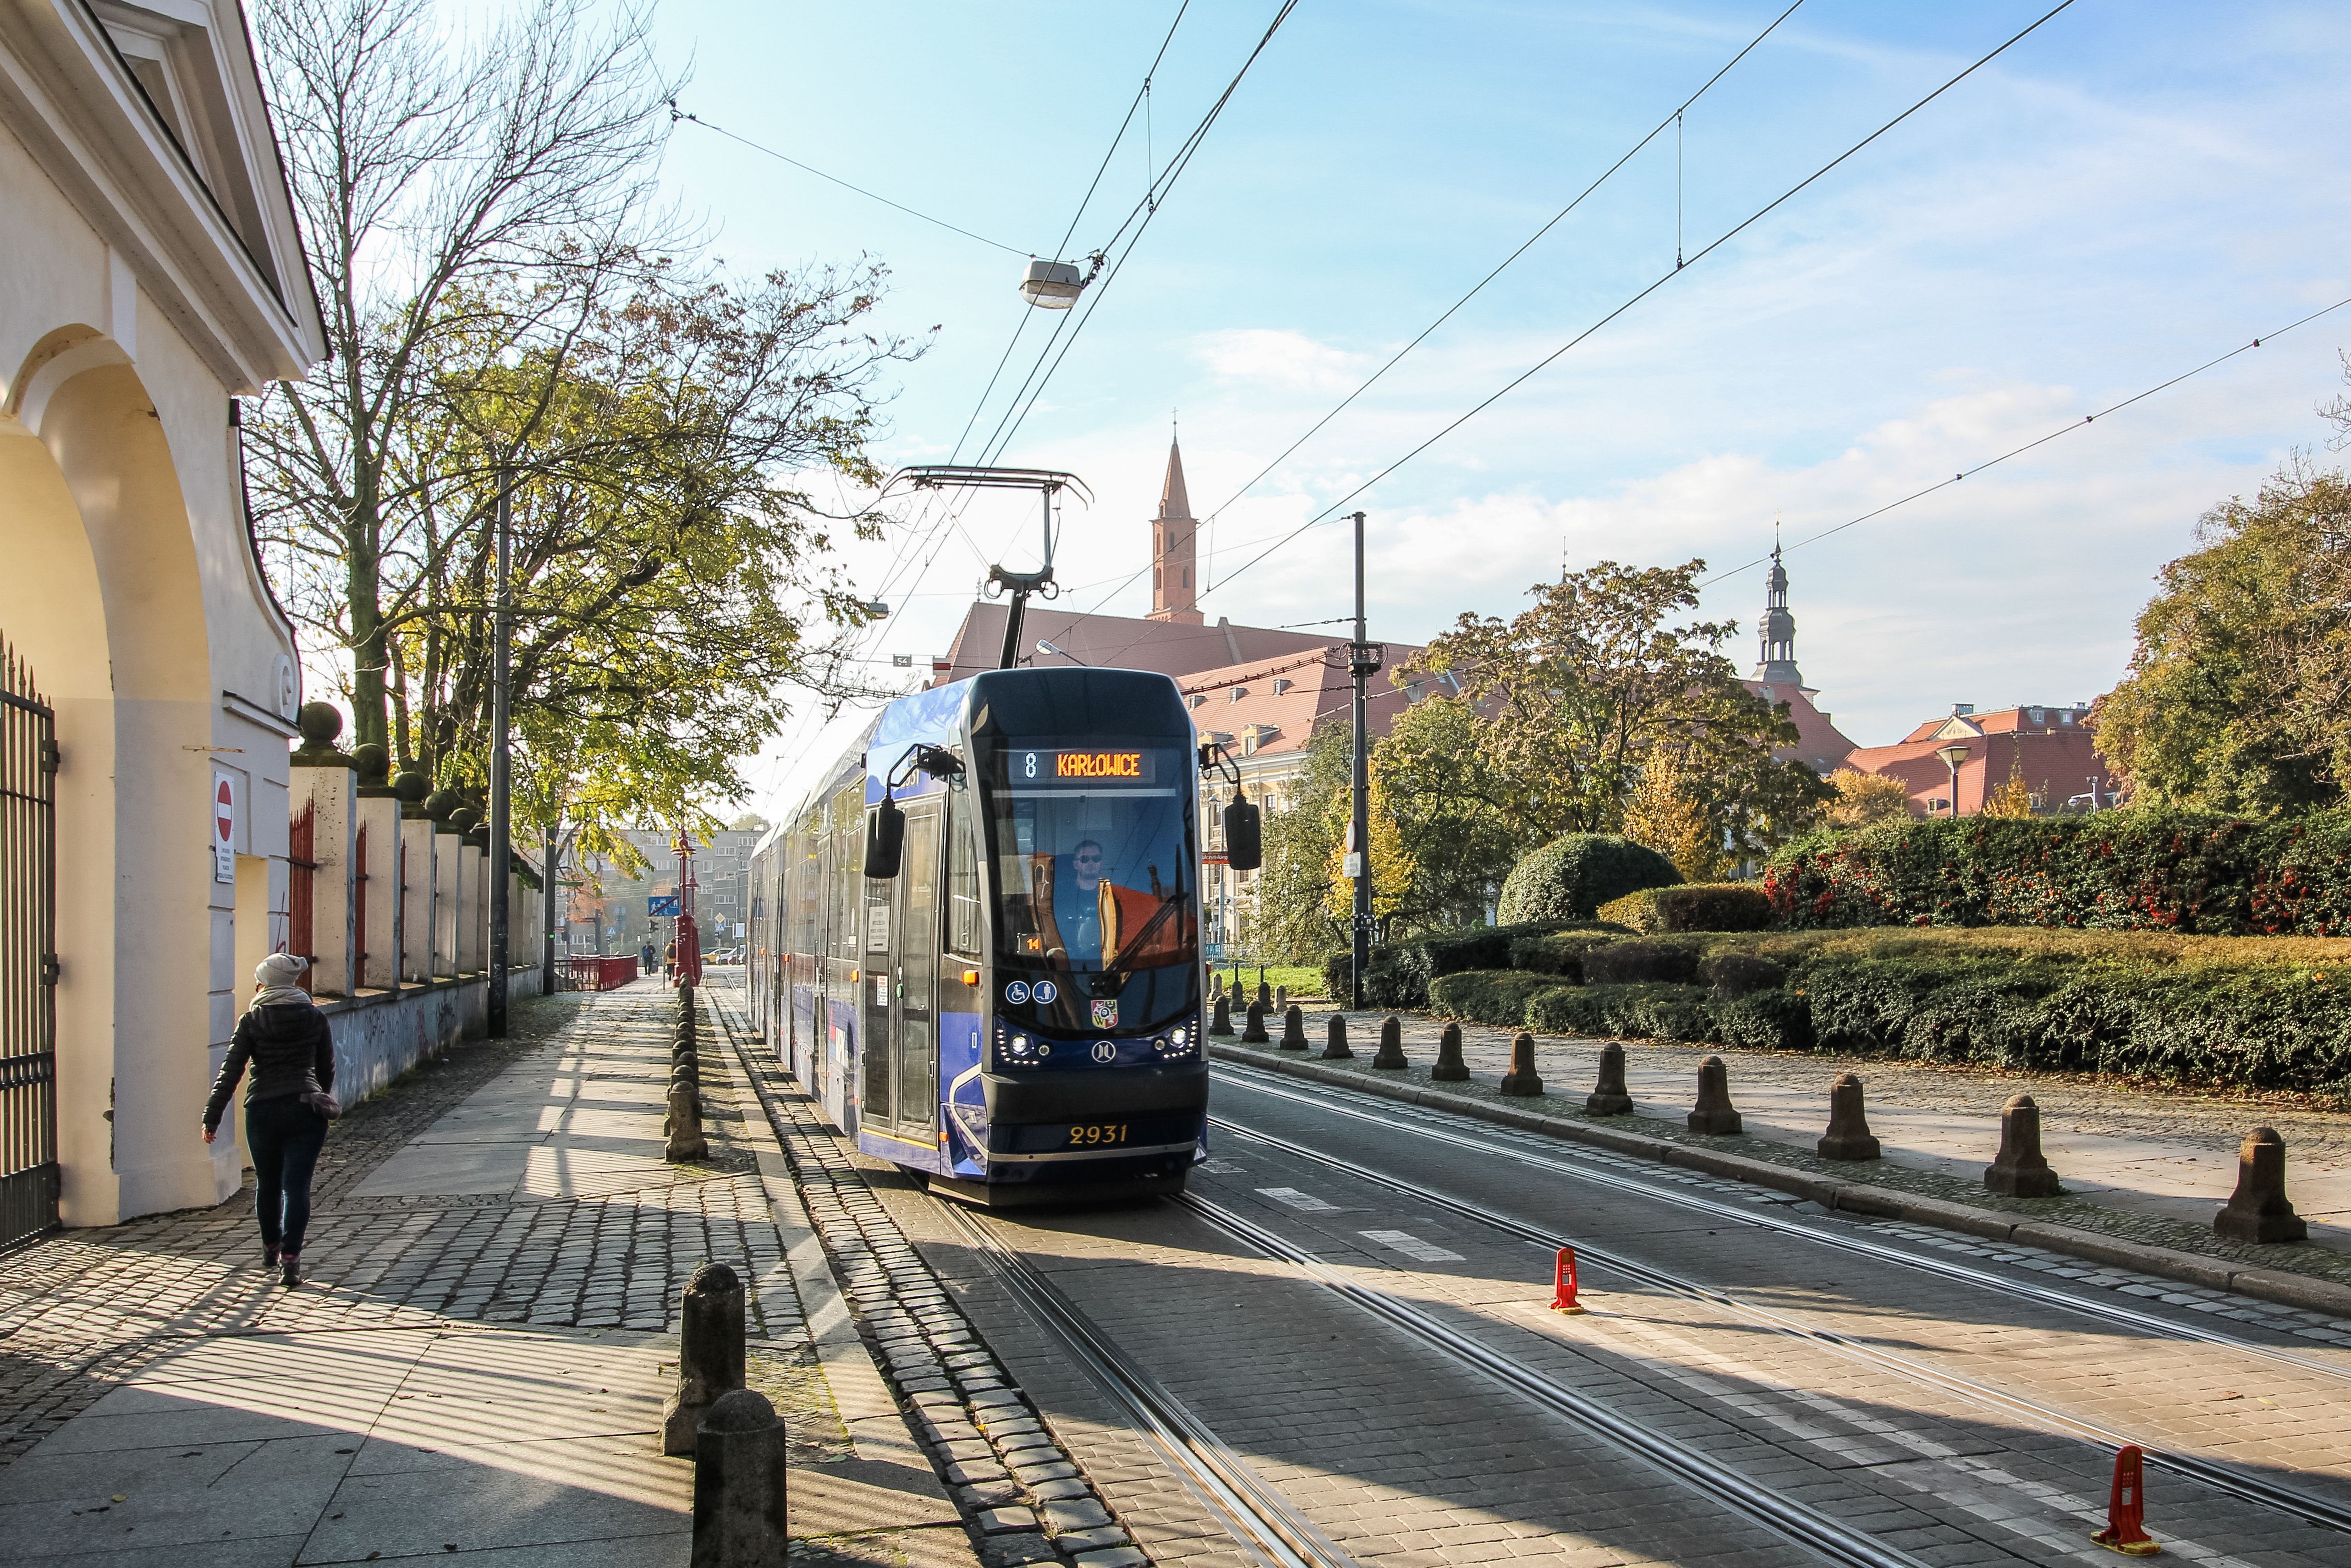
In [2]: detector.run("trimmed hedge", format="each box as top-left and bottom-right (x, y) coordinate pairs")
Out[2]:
(1763, 809), (2351, 936)
(1419, 924), (2351, 1092)
(1582, 938), (1703, 986)
(1508, 930), (1631, 981)
(1597, 882), (1774, 934)
(1425, 969), (1570, 1029)
(1498, 834), (1679, 923)
(1328, 919), (1632, 1008)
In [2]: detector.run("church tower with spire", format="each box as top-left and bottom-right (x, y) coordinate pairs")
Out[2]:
(1756, 539), (1804, 688)
(1147, 435), (1203, 625)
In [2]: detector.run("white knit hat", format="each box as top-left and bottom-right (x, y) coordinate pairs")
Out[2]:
(255, 952), (308, 988)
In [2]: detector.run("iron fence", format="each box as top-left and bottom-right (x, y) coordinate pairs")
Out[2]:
(1, 636), (58, 1250)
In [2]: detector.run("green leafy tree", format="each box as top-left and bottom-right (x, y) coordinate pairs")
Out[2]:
(244, 0), (917, 858)
(1370, 695), (1530, 929)
(1241, 724), (1350, 963)
(1397, 559), (1829, 859)
(2095, 463), (2351, 814)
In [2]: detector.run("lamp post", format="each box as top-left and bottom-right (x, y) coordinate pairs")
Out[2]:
(1936, 745), (1971, 817)
(1345, 511), (1381, 1012)
(488, 477), (512, 1036)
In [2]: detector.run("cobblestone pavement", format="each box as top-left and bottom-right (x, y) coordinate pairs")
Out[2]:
(1226, 1009), (2351, 1271)
(0, 986), (811, 1474)
(708, 980), (1154, 1568)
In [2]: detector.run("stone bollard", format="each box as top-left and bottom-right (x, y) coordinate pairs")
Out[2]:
(1499, 1031), (1543, 1097)
(1687, 1055), (1742, 1135)
(1983, 1093), (2061, 1197)
(1256, 979), (1271, 1008)
(1274, 984), (1289, 1014)
(1372, 1014), (1407, 1069)
(1431, 1022), (1469, 1082)
(1278, 1005), (1308, 1051)
(665, 1081), (709, 1162)
(1585, 1042), (1632, 1115)
(692, 1387), (788, 1568)
(1209, 972), (1224, 999)
(2215, 1127), (2307, 1244)
(1817, 1073), (1881, 1161)
(1209, 992), (1234, 1037)
(664, 1263), (746, 1454)
(1241, 999), (1270, 1044)
(1321, 1014), (1353, 1060)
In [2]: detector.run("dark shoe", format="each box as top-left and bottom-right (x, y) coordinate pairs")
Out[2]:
(280, 1254), (301, 1289)
(264, 1246), (280, 1270)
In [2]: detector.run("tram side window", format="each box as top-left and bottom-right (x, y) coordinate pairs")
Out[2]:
(946, 783), (981, 957)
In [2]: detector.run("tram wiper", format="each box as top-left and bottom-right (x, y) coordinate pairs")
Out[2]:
(1089, 883), (1192, 998)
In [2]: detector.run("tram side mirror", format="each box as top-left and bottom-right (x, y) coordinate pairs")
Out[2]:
(864, 799), (905, 879)
(1222, 792), (1262, 873)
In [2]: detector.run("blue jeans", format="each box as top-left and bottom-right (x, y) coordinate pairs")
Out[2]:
(246, 1096), (328, 1254)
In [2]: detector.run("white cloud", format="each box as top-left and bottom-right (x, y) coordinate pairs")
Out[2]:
(1191, 328), (1366, 393)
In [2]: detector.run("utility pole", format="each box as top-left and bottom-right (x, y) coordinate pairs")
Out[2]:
(1346, 510), (1380, 1012)
(488, 477), (513, 1036)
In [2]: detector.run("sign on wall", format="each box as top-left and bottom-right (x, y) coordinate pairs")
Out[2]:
(212, 770), (236, 883)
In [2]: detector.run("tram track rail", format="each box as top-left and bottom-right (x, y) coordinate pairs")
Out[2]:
(1171, 1191), (1935, 1568)
(1213, 1061), (2351, 1386)
(929, 1197), (1362, 1568)
(1208, 1105), (2351, 1535)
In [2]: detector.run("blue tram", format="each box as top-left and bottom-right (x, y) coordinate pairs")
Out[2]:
(747, 666), (1257, 1202)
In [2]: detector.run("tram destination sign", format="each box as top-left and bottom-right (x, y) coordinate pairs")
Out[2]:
(1019, 748), (1158, 783)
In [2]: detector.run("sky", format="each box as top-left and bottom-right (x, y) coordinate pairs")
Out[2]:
(638, 0), (2351, 822)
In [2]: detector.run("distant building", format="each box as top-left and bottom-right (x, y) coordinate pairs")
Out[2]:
(1740, 544), (1858, 776)
(566, 829), (762, 954)
(1846, 704), (2112, 817)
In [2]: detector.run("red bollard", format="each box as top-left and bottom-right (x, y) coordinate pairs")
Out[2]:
(1549, 1247), (1585, 1315)
(2091, 1445), (2160, 1556)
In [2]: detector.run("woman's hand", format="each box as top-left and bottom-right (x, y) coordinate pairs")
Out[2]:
(202, 1126), (216, 1145)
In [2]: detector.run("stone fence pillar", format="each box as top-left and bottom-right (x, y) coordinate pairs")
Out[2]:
(289, 705), (357, 998)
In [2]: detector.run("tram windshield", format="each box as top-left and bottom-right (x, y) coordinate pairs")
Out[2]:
(981, 740), (1198, 1031)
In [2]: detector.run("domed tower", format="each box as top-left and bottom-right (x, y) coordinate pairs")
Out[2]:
(1756, 540), (1803, 687)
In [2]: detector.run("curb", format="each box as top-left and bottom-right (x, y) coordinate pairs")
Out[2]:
(1208, 1041), (2351, 1320)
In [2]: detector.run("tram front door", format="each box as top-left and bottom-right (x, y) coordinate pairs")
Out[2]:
(865, 800), (941, 1151)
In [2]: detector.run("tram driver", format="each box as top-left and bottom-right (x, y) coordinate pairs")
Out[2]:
(1056, 838), (1107, 969)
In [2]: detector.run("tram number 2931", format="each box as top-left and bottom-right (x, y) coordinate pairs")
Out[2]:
(1066, 1123), (1129, 1147)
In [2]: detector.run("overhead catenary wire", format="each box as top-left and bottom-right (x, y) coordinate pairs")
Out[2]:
(1203, 0), (2082, 602)
(854, 1), (1202, 626)
(970, 0), (1302, 475)
(1192, 0), (1806, 557)
(1699, 292), (2351, 587)
(666, 104), (1035, 258)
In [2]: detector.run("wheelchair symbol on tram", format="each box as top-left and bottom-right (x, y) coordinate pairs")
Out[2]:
(1005, 981), (1030, 1004)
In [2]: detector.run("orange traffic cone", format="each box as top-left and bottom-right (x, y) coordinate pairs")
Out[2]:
(1549, 1247), (1585, 1314)
(2091, 1446), (2159, 1555)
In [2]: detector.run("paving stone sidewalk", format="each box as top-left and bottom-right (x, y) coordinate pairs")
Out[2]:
(0, 981), (978, 1567)
(1221, 1008), (2351, 1279)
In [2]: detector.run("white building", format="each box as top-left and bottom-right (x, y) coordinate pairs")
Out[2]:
(2, 0), (325, 1227)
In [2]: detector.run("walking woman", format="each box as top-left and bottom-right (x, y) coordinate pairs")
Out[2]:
(203, 953), (336, 1288)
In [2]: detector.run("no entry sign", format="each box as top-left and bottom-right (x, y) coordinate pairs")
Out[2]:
(213, 771), (236, 882)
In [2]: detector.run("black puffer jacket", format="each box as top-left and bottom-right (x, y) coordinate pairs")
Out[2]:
(203, 1002), (335, 1130)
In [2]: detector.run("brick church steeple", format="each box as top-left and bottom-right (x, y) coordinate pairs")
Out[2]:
(1147, 436), (1203, 625)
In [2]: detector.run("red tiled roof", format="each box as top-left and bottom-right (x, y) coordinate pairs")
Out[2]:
(1742, 680), (1857, 775)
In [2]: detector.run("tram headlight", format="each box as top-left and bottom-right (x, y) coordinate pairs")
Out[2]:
(1171, 1026), (1189, 1049)
(1009, 1035), (1030, 1059)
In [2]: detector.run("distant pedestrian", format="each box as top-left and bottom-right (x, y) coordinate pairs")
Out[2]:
(641, 939), (655, 974)
(203, 954), (337, 1288)
(664, 938), (678, 981)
